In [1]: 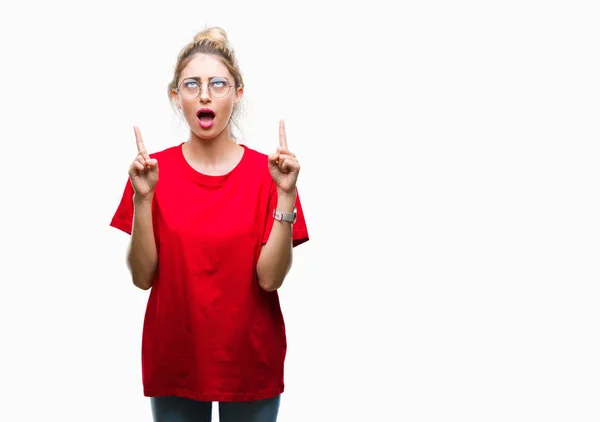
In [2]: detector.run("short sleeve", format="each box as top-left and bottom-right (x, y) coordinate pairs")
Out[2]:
(110, 179), (135, 235)
(261, 181), (309, 248)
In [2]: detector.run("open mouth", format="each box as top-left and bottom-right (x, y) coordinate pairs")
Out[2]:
(197, 108), (215, 129)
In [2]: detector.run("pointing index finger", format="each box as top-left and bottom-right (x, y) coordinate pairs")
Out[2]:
(134, 126), (149, 159)
(279, 120), (288, 149)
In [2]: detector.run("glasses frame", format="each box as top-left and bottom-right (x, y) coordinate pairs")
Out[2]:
(176, 76), (234, 100)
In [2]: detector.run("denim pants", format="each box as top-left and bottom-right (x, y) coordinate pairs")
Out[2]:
(150, 394), (281, 422)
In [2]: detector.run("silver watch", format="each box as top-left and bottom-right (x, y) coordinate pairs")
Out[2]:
(273, 207), (297, 224)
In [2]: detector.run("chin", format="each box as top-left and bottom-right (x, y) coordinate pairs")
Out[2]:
(192, 124), (226, 141)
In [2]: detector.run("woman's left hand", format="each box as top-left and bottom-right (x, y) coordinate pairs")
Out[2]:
(268, 120), (300, 195)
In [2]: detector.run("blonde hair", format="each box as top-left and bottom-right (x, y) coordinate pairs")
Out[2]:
(168, 27), (244, 135)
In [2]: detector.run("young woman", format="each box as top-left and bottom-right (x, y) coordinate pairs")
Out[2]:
(110, 26), (309, 422)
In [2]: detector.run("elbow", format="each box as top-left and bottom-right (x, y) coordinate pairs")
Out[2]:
(258, 277), (281, 292)
(256, 247), (293, 292)
(256, 264), (284, 292)
(257, 265), (291, 292)
(129, 268), (155, 290)
(126, 256), (156, 291)
(133, 277), (153, 290)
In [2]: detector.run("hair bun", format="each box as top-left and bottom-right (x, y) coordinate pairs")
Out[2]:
(193, 27), (229, 49)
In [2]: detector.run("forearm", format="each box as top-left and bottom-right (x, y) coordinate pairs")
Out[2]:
(127, 194), (158, 290)
(256, 191), (296, 291)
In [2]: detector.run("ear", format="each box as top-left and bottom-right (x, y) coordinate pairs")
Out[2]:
(171, 89), (182, 110)
(234, 86), (244, 106)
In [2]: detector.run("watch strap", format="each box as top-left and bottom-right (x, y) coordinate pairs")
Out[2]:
(273, 207), (297, 224)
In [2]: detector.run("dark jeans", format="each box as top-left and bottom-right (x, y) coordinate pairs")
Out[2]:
(150, 394), (281, 422)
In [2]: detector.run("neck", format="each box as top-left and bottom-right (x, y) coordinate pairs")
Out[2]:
(186, 128), (238, 165)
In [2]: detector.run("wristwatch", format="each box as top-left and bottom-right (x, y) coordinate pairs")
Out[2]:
(273, 207), (297, 224)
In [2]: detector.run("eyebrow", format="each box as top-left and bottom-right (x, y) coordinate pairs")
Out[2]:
(181, 76), (228, 81)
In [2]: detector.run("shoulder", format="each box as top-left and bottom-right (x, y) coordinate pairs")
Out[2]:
(240, 144), (270, 171)
(148, 143), (182, 161)
(241, 144), (267, 160)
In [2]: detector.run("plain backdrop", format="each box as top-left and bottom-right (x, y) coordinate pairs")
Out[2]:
(1, 0), (599, 421)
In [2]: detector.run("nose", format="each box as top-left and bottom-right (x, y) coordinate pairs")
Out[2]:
(199, 83), (211, 103)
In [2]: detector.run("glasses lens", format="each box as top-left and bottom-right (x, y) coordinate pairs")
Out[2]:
(209, 78), (230, 98)
(180, 79), (200, 100)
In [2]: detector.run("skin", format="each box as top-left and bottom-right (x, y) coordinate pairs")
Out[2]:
(126, 53), (301, 292)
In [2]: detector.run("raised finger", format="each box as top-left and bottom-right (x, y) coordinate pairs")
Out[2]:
(134, 126), (150, 160)
(279, 120), (288, 149)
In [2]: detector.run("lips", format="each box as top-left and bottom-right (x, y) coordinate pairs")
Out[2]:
(197, 108), (215, 129)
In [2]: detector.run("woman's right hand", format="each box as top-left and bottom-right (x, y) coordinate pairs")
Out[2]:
(128, 126), (159, 199)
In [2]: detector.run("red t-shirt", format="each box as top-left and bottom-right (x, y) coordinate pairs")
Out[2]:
(110, 143), (309, 402)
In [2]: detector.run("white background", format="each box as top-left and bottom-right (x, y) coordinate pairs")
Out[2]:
(1, 1), (599, 421)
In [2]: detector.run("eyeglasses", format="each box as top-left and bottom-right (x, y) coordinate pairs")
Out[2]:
(176, 76), (233, 100)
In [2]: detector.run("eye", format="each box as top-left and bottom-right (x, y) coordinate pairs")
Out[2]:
(210, 78), (227, 88)
(183, 80), (198, 88)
